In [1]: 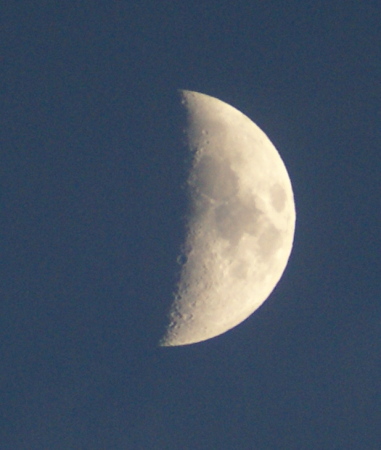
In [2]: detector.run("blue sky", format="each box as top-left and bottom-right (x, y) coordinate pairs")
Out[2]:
(2, 2), (380, 448)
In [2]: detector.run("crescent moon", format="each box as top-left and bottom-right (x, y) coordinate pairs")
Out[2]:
(160, 90), (296, 346)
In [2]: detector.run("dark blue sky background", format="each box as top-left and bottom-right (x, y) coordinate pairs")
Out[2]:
(2, 2), (380, 448)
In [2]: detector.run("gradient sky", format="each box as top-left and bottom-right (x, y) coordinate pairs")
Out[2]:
(2, 2), (380, 449)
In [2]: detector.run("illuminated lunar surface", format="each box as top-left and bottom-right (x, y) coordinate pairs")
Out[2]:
(160, 90), (296, 346)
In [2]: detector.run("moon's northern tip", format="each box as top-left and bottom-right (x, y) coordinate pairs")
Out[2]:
(160, 90), (296, 347)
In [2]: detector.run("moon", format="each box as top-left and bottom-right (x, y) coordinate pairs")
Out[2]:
(160, 90), (296, 346)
